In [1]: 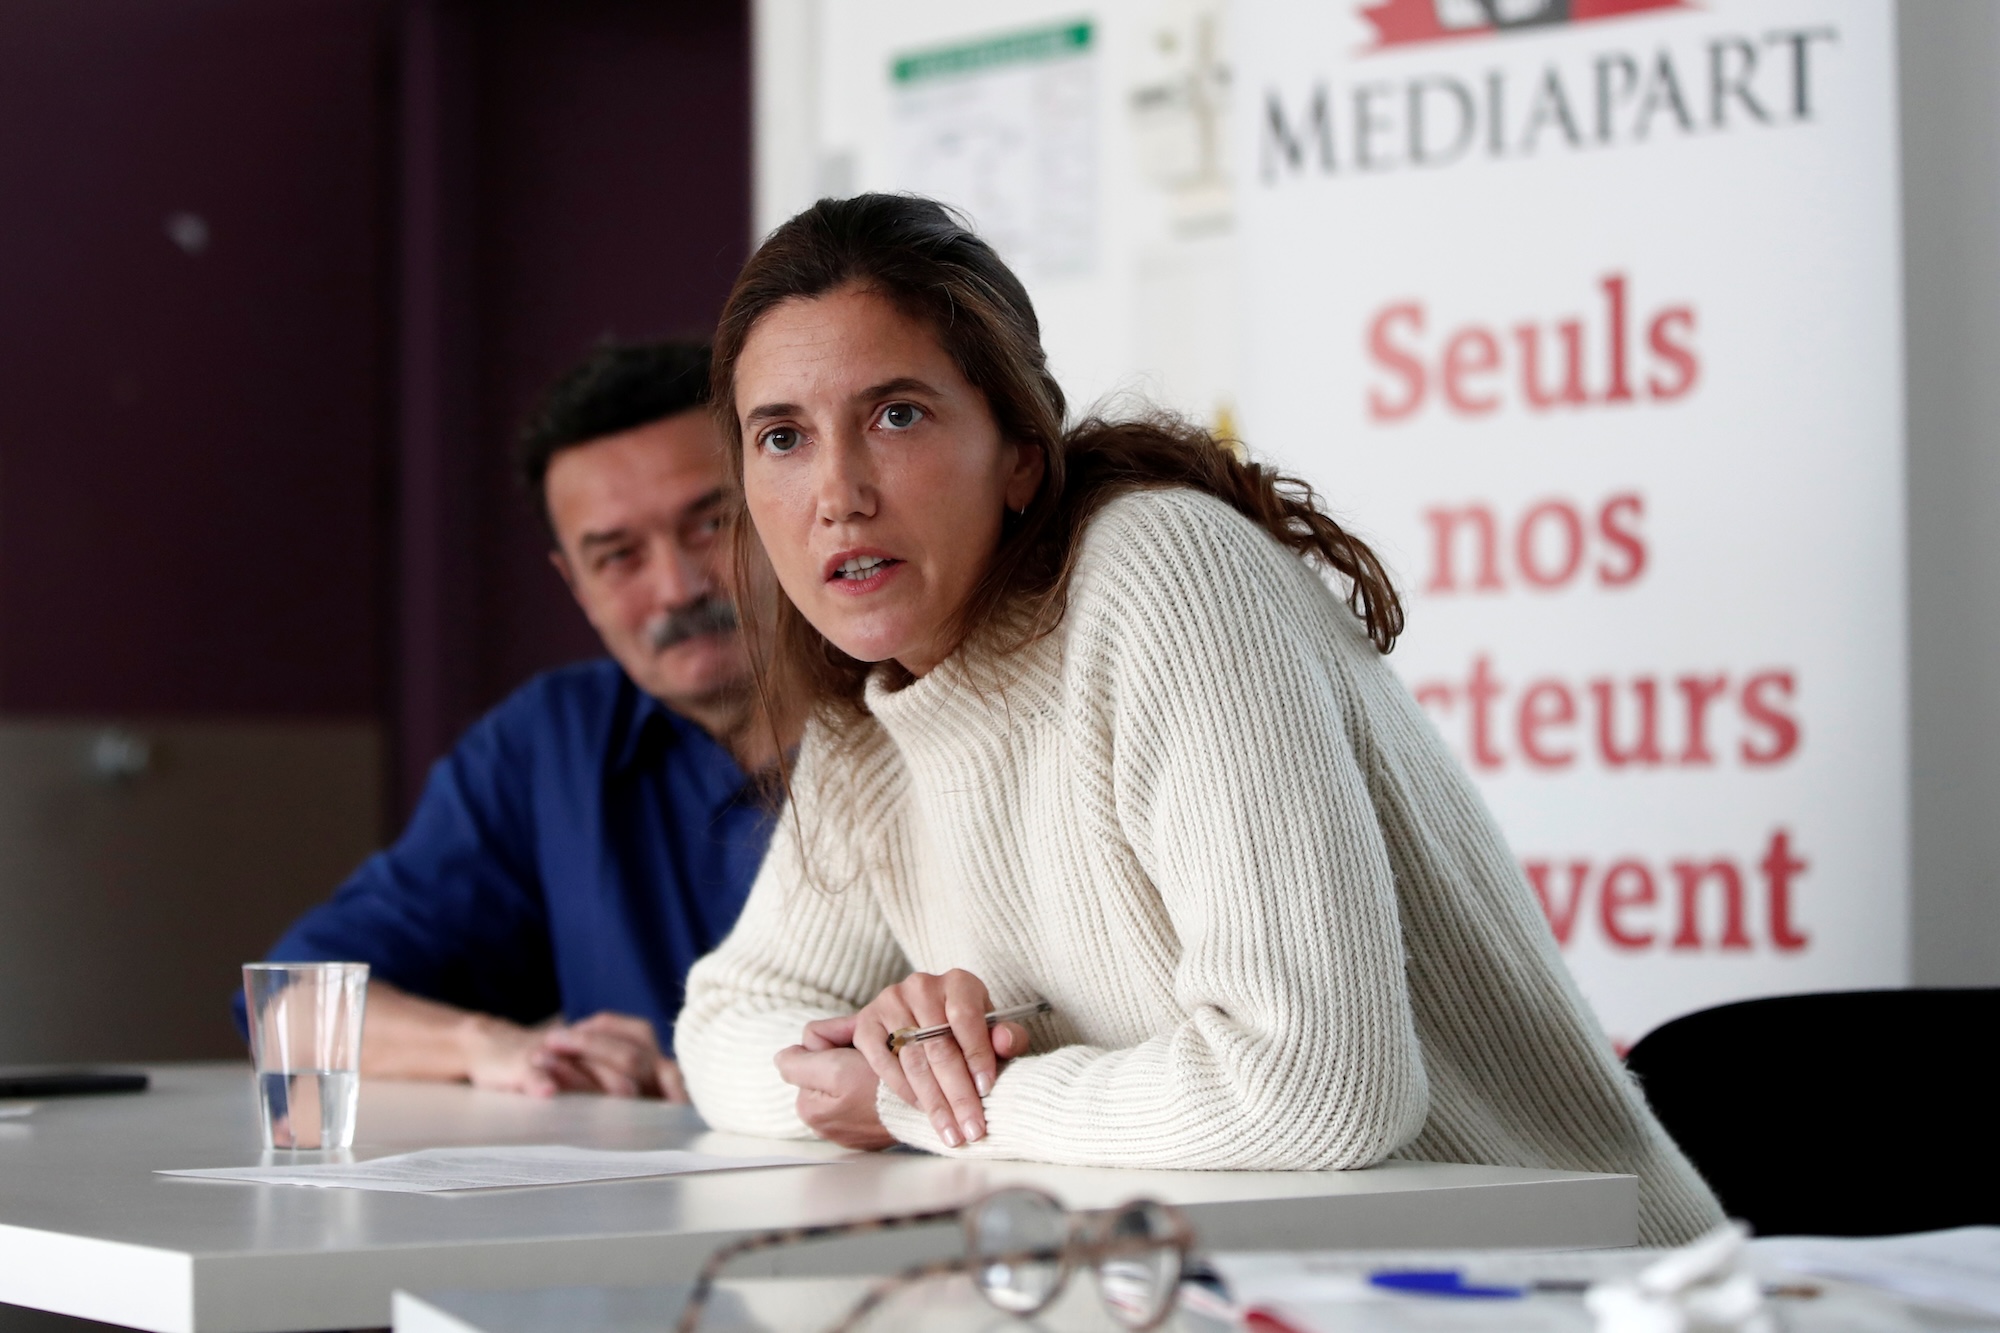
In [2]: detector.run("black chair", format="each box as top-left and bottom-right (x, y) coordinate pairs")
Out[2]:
(1625, 988), (2000, 1237)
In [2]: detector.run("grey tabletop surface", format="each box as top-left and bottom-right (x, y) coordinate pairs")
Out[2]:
(0, 1063), (1635, 1331)
(0, 1064), (1632, 1257)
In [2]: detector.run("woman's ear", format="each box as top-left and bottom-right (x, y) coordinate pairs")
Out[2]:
(1004, 440), (1047, 512)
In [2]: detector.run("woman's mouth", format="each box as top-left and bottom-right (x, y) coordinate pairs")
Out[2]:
(825, 552), (904, 592)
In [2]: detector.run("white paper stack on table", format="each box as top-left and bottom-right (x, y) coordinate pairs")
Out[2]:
(158, 1143), (829, 1193)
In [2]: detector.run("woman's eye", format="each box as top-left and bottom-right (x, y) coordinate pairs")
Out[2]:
(760, 427), (802, 454)
(878, 402), (924, 431)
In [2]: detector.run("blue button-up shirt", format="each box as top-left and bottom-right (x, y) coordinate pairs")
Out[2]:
(253, 660), (773, 1053)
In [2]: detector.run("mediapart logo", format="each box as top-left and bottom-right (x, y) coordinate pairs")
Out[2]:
(1260, 0), (1835, 183)
(1361, 0), (1689, 50)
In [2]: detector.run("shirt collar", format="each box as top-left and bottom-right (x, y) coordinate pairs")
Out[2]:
(613, 686), (758, 807)
(612, 688), (674, 776)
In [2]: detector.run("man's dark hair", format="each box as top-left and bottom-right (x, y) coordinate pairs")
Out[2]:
(517, 339), (713, 530)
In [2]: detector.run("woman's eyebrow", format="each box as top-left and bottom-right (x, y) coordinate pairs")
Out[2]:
(744, 379), (940, 424)
(857, 377), (940, 401)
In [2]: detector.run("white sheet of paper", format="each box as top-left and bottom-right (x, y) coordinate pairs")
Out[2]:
(1751, 1228), (2000, 1317)
(0, 1103), (35, 1119)
(158, 1143), (829, 1193)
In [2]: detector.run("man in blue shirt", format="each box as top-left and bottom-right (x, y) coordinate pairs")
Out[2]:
(254, 341), (782, 1099)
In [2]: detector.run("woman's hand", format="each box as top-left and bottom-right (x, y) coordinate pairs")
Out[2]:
(852, 970), (1032, 1148)
(774, 1016), (896, 1150)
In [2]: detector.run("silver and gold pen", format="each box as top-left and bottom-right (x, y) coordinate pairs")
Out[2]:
(887, 1000), (1051, 1054)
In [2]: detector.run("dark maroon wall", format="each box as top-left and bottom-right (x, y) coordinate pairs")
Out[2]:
(0, 0), (395, 717)
(472, 0), (752, 710)
(394, 0), (750, 808)
(0, 0), (750, 812)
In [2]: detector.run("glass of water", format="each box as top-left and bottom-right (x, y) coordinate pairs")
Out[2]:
(242, 962), (368, 1150)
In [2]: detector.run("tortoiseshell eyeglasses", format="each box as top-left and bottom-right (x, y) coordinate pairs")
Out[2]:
(673, 1186), (1196, 1333)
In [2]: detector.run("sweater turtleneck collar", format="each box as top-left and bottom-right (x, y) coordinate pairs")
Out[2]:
(860, 632), (1066, 770)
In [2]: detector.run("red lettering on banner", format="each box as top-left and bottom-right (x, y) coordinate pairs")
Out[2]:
(1647, 307), (1699, 398)
(1597, 494), (1647, 584)
(1599, 861), (1657, 949)
(1517, 680), (1577, 769)
(1516, 500), (1585, 587)
(1517, 320), (1589, 409)
(1364, 274), (1700, 421)
(1424, 493), (1647, 593)
(1601, 274), (1635, 403)
(1412, 657), (1804, 773)
(1762, 827), (1811, 950)
(1367, 302), (1427, 421)
(1467, 654), (1507, 771)
(1424, 505), (1504, 592)
(1521, 828), (1812, 954)
(1524, 860), (1591, 945)
(1740, 670), (1801, 765)
(1442, 327), (1502, 414)
(1592, 678), (1663, 768)
(1675, 675), (1730, 765)
(1671, 860), (1752, 950)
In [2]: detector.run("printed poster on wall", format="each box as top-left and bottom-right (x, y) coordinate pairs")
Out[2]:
(1235, 0), (1908, 1045)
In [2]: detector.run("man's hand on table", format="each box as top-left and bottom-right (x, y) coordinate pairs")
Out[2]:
(358, 984), (686, 1100)
(537, 1012), (686, 1101)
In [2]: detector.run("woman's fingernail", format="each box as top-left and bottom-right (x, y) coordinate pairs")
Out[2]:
(975, 1072), (993, 1096)
(962, 1117), (984, 1143)
(939, 1122), (961, 1148)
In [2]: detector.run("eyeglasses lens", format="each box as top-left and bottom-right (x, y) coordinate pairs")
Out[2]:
(967, 1188), (1069, 1315)
(1093, 1200), (1183, 1328)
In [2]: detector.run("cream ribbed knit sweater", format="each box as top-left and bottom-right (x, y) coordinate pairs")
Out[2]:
(678, 488), (1723, 1245)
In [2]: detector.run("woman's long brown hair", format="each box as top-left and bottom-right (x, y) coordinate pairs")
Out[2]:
(714, 194), (1403, 756)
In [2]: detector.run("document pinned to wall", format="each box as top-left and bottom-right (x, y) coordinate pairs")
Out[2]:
(159, 1143), (829, 1194)
(891, 19), (1098, 278)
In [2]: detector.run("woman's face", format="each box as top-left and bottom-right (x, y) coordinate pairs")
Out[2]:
(735, 284), (1044, 676)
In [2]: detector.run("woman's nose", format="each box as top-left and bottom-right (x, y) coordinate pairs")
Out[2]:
(813, 429), (877, 525)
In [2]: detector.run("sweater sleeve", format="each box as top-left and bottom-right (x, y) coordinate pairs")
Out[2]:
(876, 491), (1431, 1169)
(676, 743), (912, 1140)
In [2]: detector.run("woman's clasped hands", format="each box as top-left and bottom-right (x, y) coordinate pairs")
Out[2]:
(773, 969), (1032, 1151)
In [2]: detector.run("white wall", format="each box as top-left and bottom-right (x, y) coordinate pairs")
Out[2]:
(1901, 1), (2000, 985)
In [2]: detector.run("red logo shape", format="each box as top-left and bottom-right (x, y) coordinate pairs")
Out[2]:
(1361, 0), (1691, 50)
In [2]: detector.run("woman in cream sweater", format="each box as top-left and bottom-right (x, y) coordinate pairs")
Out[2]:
(677, 194), (1723, 1245)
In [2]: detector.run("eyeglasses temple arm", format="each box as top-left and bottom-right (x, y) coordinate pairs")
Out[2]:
(822, 1256), (973, 1333)
(673, 1205), (965, 1333)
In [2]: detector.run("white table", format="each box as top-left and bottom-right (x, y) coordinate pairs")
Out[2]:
(0, 1064), (1635, 1333)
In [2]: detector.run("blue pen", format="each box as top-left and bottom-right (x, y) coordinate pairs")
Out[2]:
(1369, 1270), (1525, 1299)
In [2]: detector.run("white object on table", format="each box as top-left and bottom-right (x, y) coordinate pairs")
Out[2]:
(1584, 1224), (1773, 1333)
(158, 1143), (830, 1193)
(0, 1063), (1634, 1333)
(0, 1103), (34, 1120)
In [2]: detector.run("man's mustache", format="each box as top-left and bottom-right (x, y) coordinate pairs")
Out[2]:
(645, 596), (740, 652)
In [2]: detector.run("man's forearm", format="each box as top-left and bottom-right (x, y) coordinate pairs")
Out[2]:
(359, 981), (532, 1082)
